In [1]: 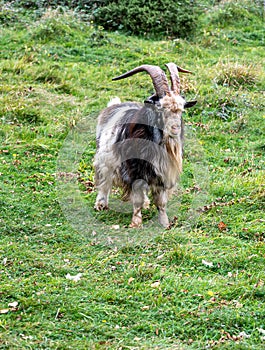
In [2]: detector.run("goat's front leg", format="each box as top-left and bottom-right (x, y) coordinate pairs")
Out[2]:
(95, 187), (110, 211)
(94, 165), (112, 211)
(130, 180), (149, 228)
(152, 188), (169, 228)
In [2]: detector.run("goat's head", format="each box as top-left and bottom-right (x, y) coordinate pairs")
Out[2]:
(112, 63), (197, 139)
(161, 63), (197, 139)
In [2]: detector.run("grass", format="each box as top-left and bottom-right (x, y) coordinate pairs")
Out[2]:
(0, 2), (265, 349)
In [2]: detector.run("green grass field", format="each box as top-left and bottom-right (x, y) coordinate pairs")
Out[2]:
(0, 2), (265, 349)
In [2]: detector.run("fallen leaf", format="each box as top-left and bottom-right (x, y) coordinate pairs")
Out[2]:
(20, 334), (33, 340)
(156, 253), (165, 260)
(232, 300), (243, 308)
(202, 259), (213, 267)
(36, 290), (45, 296)
(258, 328), (265, 335)
(141, 305), (150, 310)
(8, 301), (18, 308)
(248, 254), (258, 260)
(0, 309), (9, 314)
(238, 331), (250, 339)
(218, 221), (227, 231)
(254, 280), (264, 288)
(128, 277), (135, 284)
(151, 281), (160, 288)
(193, 293), (204, 298)
(65, 273), (82, 282)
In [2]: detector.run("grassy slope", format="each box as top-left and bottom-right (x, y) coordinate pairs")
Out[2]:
(0, 4), (265, 349)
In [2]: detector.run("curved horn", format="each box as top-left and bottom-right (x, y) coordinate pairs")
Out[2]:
(165, 63), (193, 94)
(112, 65), (170, 98)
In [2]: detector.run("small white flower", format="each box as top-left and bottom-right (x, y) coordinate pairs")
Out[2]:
(65, 273), (82, 282)
(238, 331), (250, 338)
(202, 259), (213, 267)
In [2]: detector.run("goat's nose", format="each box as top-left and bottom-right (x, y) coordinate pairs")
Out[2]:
(171, 124), (181, 135)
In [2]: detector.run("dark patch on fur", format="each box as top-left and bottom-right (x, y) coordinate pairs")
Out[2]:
(114, 105), (166, 197)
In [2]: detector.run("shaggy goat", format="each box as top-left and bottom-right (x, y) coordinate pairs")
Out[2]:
(94, 63), (197, 227)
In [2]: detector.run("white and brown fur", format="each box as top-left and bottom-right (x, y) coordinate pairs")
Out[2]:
(94, 92), (188, 227)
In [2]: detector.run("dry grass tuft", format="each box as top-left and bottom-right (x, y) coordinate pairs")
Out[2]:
(180, 75), (197, 94)
(214, 61), (260, 88)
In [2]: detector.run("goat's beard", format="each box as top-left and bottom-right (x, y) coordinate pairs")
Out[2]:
(164, 134), (183, 179)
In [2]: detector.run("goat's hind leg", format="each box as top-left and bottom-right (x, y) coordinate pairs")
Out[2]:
(130, 179), (150, 228)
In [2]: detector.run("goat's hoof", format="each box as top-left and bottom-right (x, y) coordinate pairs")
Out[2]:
(129, 222), (142, 228)
(94, 202), (109, 211)
(158, 215), (169, 228)
(160, 221), (169, 228)
(129, 216), (142, 228)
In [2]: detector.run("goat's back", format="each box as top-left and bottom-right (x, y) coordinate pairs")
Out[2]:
(96, 102), (142, 149)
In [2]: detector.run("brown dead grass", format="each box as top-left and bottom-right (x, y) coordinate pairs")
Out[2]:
(214, 61), (261, 88)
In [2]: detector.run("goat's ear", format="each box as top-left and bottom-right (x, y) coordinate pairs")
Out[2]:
(184, 100), (197, 109)
(144, 94), (159, 105)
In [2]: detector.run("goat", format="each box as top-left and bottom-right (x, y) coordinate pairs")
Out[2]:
(94, 63), (197, 227)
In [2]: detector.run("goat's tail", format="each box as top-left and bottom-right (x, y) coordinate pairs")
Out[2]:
(107, 97), (121, 107)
